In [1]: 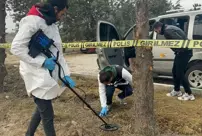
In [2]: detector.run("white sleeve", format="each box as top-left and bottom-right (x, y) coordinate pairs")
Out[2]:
(98, 74), (107, 108)
(55, 26), (70, 77)
(122, 68), (133, 85)
(10, 16), (46, 68)
(58, 50), (70, 77)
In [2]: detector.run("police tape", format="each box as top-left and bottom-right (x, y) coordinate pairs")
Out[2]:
(1, 40), (202, 49)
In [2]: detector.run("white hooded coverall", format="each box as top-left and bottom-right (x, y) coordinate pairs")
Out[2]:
(11, 15), (70, 100)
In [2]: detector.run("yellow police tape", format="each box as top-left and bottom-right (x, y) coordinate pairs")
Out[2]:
(1, 40), (202, 49)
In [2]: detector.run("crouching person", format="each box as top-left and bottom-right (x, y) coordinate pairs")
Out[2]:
(98, 65), (133, 117)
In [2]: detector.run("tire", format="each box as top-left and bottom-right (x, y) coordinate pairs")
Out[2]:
(86, 48), (96, 54)
(80, 48), (96, 54)
(185, 64), (202, 89)
(80, 48), (87, 54)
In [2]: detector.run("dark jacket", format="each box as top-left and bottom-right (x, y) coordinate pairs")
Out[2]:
(161, 24), (192, 55)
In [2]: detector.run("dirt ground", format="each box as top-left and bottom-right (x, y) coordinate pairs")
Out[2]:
(5, 51), (99, 77)
(1, 53), (202, 136)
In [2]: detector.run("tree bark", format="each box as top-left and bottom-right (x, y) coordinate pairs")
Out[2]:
(130, 0), (157, 135)
(0, 0), (7, 92)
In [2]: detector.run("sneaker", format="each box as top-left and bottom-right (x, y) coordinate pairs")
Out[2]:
(166, 90), (182, 97)
(116, 96), (127, 105)
(178, 93), (195, 101)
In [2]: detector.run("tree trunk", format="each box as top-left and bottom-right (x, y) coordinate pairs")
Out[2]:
(130, 0), (157, 135)
(0, 0), (7, 92)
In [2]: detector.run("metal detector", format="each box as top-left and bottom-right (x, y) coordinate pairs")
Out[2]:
(28, 29), (119, 131)
(57, 61), (119, 131)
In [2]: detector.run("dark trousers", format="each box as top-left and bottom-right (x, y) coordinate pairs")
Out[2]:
(172, 52), (192, 95)
(106, 84), (133, 105)
(26, 97), (56, 136)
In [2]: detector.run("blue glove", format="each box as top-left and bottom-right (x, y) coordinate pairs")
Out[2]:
(99, 107), (108, 117)
(63, 76), (76, 88)
(43, 57), (56, 71)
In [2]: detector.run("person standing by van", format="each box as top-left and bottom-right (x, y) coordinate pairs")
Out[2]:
(124, 47), (136, 72)
(153, 21), (195, 101)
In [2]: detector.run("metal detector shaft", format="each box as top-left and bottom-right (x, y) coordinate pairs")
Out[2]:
(55, 61), (108, 125)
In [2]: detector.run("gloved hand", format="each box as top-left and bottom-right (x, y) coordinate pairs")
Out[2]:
(43, 57), (56, 71)
(99, 107), (108, 117)
(63, 76), (76, 88)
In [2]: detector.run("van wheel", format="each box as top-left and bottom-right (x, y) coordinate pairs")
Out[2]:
(185, 64), (202, 89)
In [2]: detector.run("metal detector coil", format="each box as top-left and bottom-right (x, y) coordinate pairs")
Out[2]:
(100, 124), (119, 131)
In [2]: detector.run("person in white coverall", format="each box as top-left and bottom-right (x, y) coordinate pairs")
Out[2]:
(10, 0), (75, 136)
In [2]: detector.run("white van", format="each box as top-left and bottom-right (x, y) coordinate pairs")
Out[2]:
(96, 9), (202, 89)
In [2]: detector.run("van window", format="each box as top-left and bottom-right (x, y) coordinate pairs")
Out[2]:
(126, 28), (134, 40)
(159, 16), (189, 34)
(125, 20), (156, 40)
(193, 14), (202, 39)
(157, 16), (189, 39)
(99, 23), (119, 41)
